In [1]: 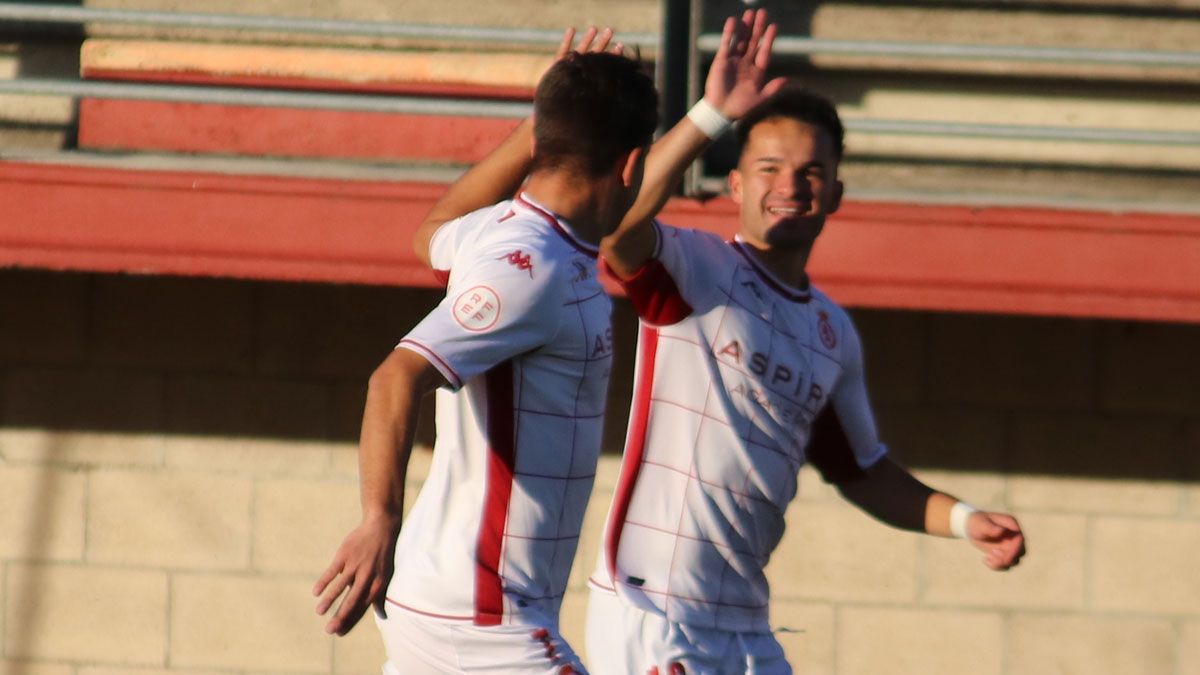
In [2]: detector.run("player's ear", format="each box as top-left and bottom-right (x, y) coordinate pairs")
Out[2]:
(728, 169), (744, 204)
(829, 178), (844, 214)
(619, 146), (646, 188)
(529, 118), (538, 158)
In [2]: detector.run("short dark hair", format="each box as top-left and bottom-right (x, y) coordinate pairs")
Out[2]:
(735, 86), (845, 161)
(532, 52), (658, 176)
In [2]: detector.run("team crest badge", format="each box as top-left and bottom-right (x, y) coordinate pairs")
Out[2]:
(818, 310), (837, 349)
(453, 285), (501, 332)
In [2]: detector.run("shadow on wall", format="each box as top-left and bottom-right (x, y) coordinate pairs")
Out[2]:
(0, 268), (1197, 482)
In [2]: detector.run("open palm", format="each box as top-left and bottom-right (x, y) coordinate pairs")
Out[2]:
(706, 9), (786, 120)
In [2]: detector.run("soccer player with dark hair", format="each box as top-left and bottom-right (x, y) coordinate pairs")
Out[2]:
(586, 12), (1027, 674)
(313, 30), (655, 673)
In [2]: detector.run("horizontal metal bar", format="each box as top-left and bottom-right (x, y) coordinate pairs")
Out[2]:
(698, 34), (1200, 69)
(3, 78), (1196, 146)
(846, 118), (1200, 145)
(0, 78), (533, 117)
(0, 2), (658, 46)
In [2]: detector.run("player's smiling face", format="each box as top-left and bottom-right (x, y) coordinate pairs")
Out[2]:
(729, 117), (843, 251)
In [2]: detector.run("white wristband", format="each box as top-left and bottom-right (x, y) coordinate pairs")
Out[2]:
(686, 99), (732, 140)
(949, 501), (978, 539)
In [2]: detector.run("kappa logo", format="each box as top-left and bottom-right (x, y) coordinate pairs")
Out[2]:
(818, 310), (837, 349)
(452, 285), (501, 332)
(741, 279), (765, 302)
(571, 260), (591, 282)
(498, 249), (534, 278)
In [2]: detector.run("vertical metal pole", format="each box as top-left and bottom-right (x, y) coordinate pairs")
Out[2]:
(682, 0), (705, 196)
(658, 0), (690, 133)
(658, 0), (703, 196)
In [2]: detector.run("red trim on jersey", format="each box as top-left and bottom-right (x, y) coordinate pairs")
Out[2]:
(384, 597), (472, 622)
(397, 338), (464, 389)
(432, 268), (450, 287)
(731, 240), (811, 303)
(475, 362), (517, 625)
(515, 193), (599, 258)
(588, 576), (617, 592)
(606, 324), (660, 579)
(602, 257), (693, 326)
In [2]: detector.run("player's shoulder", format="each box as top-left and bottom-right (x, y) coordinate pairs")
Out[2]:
(654, 220), (737, 259)
(655, 220), (726, 245)
(459, 205), (563, 262)
(457, 215), (594, 310)
(462, 201), (542, 242)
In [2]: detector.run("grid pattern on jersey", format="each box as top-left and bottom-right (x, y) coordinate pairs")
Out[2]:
(608, 233), (857, 632)
(491, 263), (612, 620)
(388, 199), (613, 627)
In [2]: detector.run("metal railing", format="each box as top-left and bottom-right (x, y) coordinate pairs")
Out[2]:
(0, 2), (657, 47)
(0, 79), (533, 118)
(8, 2), (1198, 70)
(1, 3), (1199, 153)
(846, 119), (1200, 146)
(696, 34), (1200, 70)
(4, 78), (1198, 147)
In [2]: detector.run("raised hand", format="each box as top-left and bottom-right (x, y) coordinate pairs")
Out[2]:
(967, 511), (1027, 571)
(555, 25), (625, 61)
(705, 9), (786, 119)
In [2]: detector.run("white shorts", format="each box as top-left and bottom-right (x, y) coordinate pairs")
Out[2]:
(374, 604), (587, 674)
(584, 588), (790, 675)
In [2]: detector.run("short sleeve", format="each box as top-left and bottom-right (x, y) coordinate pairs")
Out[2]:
(605, 222), (730, 326)
(426, 203), (513, 278)
(400, 234), (564, 389)
(806, 312), (888, 483)
(427, 216), (463, 272)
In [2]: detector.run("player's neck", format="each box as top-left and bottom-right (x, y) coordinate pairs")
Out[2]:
(740, 240), (813, 290)
(523, 171), (619, 247)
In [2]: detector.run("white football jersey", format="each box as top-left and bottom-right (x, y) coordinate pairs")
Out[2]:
(390, 193), (613, 626)
(592, 222), (887, 632)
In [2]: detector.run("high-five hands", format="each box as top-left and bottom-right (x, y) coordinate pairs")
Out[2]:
(705, 9), (787, 119)
(555, 25), (625, 60)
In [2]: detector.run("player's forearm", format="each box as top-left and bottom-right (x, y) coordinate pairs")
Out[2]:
(356, 350), (441, 523)
(356, 374), (416, 523)
(601, 117), (712, 277)
(626, 116), (713, 228)
(923, 491), (959, 538)
(837, 457), (935, 532)
(413, 117), (536, 266)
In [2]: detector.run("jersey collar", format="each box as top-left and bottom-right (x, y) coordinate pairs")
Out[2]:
(731, 236), (812, 303)
(515, 193), (600, 259)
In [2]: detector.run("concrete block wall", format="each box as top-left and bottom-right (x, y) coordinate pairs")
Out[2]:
(2, 267), (1198, 674)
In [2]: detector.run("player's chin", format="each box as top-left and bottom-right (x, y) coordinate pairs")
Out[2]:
(763, 221), (822, 248)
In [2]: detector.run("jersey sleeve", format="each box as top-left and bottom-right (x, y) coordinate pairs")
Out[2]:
(399, 232), (564, 389)
(426, 216), (463, 272)
(806, 313), (889, 483)
(426, 203), (511, 284)
(604, 221), (728, 326)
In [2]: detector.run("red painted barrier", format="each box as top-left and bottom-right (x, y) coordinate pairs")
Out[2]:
(78, 98), (523, 163)
(3, 160), (1198, 324)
